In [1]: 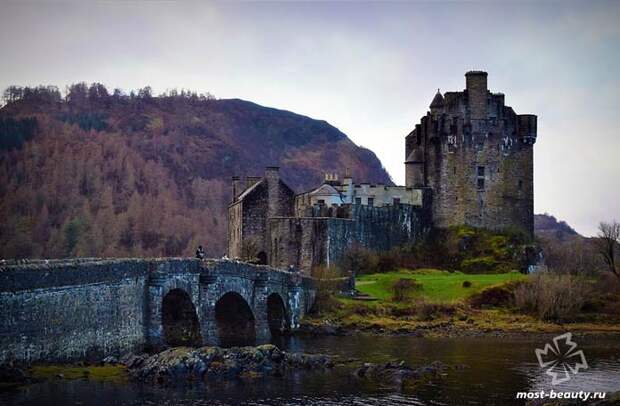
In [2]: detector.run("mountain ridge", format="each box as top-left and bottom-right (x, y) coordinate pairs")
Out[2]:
(0, 84), (392, 259)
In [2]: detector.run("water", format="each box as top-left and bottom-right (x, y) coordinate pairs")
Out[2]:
(2, 335), (619, 405)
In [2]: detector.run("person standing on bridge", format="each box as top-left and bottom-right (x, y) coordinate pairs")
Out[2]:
(195, 245), (206, 259)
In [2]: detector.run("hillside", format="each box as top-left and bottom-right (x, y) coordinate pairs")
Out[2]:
(0, 84), (392, 259)
(534, 213), (580, 241)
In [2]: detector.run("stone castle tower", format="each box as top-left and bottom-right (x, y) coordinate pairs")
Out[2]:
(405, 71), (537, 236)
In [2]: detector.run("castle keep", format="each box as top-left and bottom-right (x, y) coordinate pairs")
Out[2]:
(229, 72), (537, 273)
(406, 71), (537, 235)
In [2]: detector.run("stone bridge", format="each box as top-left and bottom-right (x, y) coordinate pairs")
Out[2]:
(0, 258), (316, 364)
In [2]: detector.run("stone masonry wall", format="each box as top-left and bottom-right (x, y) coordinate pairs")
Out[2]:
(268, 203), (431, 274)
(406, 72), (536, 237)
(0, 259), (150, 364)
(0, 258), (316, 364)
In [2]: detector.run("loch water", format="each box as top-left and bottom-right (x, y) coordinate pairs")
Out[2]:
(2, 335), (620, 405)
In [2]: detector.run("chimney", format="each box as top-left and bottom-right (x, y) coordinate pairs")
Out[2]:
(324, 172), (339, 186)
(265, 166), (280, 184)
(231, 176), (243, 202)
(246, 176), (261, 189)
(465, 71), (488, 120)
(265, 166), (280, 217)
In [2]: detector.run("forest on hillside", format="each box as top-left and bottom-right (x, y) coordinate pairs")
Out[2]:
(0, 84), (392, 259)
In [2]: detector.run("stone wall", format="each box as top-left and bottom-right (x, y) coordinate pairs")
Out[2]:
(0, 258), (315, 364)
(268, 217), (354, 271)
(268, 203), (431, 274)
(405, 71), (536, 237)
(241, 182), (269, 258)
(227, 202), (243, 259)
(0, 259), (150, 364)
(228, 167), (295, 262)
(349, 204), (430, 252)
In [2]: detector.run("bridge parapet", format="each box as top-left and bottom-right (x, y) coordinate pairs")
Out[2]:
(0, 257), (316, 364)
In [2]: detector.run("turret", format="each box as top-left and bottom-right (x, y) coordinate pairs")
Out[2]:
(405, 147), (425, 187)
(517, 114), (537, 145)
(429, 89), (444, 115)
(465, 71), (488, 120)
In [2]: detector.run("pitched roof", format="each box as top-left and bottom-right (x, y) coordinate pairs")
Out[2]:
(310, 183), (342, 198)
(430, 90), (444, 108)
(237, 179), (263, 200)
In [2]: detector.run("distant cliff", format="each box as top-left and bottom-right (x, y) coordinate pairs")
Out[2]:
(534, 213), (580, 241)
(0, 84), (392, 258)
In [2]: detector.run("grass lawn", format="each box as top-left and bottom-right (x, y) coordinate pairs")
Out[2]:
(354, 268), (526, 303)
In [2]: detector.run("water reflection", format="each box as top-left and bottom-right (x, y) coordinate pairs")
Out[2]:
(2, 335), (619, 405)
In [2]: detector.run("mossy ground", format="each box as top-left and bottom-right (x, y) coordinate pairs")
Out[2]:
(29, 365), (127, 383)
(310, 268), (620, 336)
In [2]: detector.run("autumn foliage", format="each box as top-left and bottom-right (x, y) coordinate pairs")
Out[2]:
(0, 84), (391, 259)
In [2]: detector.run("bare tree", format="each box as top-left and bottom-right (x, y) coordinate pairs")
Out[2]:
(597, 221), (620, 279)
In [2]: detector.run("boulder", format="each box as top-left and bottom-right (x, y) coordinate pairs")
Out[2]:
(353, 360), (448, 389)
(125, 345), (333, 384)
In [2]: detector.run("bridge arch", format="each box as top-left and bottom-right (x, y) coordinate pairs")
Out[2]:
(161, 288), (202, 347)
(257, 251), (268, 265)
(266, 292), (288, 336)
(215, 291), (256, 347)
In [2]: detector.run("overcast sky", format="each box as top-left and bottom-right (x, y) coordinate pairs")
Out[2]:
(1, 1), (618, 236)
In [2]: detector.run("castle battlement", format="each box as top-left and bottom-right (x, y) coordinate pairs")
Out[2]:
(405, 71), (537, 236)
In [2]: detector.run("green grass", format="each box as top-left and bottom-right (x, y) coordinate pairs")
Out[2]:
(29, 365), (127, 382)
(355, 268), (526, 303)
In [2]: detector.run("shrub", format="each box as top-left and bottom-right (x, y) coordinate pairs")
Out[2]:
(513, 273), (591, 321)
(462, 280), (472, 288)
(348, 303), (375, 317)
(339, 245), (398, 275)
(309, 266), (343, 315)
(460, 256), (501, 273)
(414, 299), (456, 321)
(388, 305), (417, 318)
(391, 278), (422, 302)
(468, 283), (518, 308)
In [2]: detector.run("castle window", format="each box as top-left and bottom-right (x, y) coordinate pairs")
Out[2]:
(477, 166), (485, 190)
(393, 198), (400, 206)
(453, 167), (456, 175)
(367, 198), (374, 207)
(318, 199), (325, 206)
(518, 180), (523, 190)
(355, 197), (361, 205)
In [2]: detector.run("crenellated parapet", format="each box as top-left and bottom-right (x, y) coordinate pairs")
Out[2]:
(405, 71), (537, 237)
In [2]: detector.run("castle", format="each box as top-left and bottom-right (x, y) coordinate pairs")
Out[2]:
(406, 71), (537, 234)
(228, 72), (537, 274)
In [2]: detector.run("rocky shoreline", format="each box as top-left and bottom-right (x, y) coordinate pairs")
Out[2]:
(297, 320), (620, 340)
(119, 344), (333, 384)
(0, 344), (462, 392)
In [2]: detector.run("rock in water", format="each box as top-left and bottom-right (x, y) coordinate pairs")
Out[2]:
(354, 360), (448, 390)
(125, 345), (333, 384)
